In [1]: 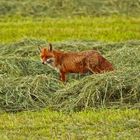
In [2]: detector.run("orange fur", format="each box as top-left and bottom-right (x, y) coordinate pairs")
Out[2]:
(40, 44), (114, 82)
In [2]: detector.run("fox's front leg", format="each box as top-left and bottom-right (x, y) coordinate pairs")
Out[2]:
(59, 71), (66, 82)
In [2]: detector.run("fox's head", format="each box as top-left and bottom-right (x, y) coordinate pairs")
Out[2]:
(39, 43), (55, 65)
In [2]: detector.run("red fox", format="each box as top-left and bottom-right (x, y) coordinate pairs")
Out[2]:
(39, 43), (114, 82)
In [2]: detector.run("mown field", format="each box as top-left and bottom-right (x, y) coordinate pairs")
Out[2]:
(0, 109), (140, 140)
(0, 16), (140, 139)
(0, 0), (140, 17)
(1, 16), (140, 43)
(0, 0), (140, 139)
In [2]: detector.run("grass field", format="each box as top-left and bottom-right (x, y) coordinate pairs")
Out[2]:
(0, 109), (140, 139)
(1, 0), (140, 139)
(1, 16), (140, 43)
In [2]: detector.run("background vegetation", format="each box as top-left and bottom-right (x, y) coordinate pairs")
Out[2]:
(1, 16), (140, 43)
(0, 0), (140, 17)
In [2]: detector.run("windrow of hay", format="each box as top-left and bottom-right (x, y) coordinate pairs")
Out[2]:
(51, 69), (140, 111)
(0, 38), (46, 57)
(0, 57), (56, 77)
(0, 74), (63, 112)
(0, 0), (140, 17)
(0, 39), (140, 112)
(1, 38), (140, 54)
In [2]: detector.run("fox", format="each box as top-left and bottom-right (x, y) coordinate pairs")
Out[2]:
(39, 43), (114, 82)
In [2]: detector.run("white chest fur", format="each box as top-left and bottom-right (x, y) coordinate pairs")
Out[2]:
(47, 63), (60, 72)
(46, 58), (61, 73)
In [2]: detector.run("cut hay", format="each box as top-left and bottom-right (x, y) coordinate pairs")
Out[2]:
(51, 69), (140, 111)
(1, 0), (140, 17)
(0, 39), (140, 112)
(0, 57), (56, 77)
(0, 75), (63, 112)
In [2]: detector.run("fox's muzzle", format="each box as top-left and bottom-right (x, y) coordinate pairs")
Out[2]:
(46, 59), (53, 64)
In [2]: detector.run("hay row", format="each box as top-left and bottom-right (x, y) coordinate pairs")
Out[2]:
(0, 75), (63, 112)
(0, 39), (140, 112)
(51, 69), (140, 111)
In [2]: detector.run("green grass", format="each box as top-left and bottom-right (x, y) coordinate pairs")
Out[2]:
(0, 16), (140, 43)
(0, 109), (140, 140)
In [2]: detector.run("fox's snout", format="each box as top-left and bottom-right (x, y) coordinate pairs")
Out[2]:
(42, 61), (45, 64)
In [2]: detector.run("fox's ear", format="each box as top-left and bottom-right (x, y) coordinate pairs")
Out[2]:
(49, 43), (53, 52)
